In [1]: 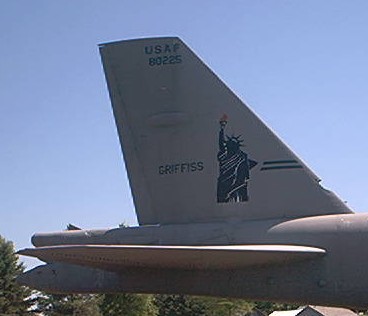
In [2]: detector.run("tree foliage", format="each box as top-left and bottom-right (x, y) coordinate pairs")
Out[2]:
(33, 293), (260, 316)
(34, 293), (102, 316)
(199, 296), (255, 316)
(0, 234), (32, 315)
(100, 293), (157, 316)
(154, 295), (206, 315)
(254, 301), (298, 315)
(154, 295), (255, 316)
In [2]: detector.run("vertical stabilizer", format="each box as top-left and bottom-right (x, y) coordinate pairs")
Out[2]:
(99, 37), (351, 225)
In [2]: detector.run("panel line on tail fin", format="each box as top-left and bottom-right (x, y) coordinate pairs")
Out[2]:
(263, 160), (299, 165)
(261, 159), (304, 171)
(261, 166), (304, 171)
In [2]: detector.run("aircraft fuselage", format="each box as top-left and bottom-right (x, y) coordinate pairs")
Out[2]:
(18, 213), (368, 309)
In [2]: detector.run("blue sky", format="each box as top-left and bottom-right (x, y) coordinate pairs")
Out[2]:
(1, 1), (368, 268)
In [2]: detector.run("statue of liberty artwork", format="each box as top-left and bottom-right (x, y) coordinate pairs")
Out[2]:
(217, 114), (257, 203)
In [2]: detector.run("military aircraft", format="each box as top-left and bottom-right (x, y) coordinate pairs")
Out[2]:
(17, 37), (367, 309)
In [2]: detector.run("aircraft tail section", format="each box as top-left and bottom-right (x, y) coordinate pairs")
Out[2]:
(99, 37), (351, 225)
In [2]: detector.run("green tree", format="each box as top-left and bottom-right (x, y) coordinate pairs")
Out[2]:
(0, 234), (32, 315)
(154, 295), (207, 316)
(100, 293), (158, 316)
(34, 293), (102, 316)
(254, 301), (298, 314)
(199, 297), (254, 316)
(155, 295), (256, 316)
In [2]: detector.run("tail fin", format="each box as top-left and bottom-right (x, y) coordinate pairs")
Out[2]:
(99, 37), (351, 225)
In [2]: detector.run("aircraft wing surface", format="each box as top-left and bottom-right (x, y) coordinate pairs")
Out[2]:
(18, 244), (325, 271)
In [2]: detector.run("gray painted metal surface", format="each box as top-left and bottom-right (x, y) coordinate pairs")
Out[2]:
(17, 37), (368, 309)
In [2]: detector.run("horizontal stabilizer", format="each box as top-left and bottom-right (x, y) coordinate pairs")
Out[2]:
(18, 244), (325, 271)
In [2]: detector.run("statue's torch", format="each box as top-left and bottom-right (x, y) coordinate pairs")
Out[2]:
(219, 114), (228, 128)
